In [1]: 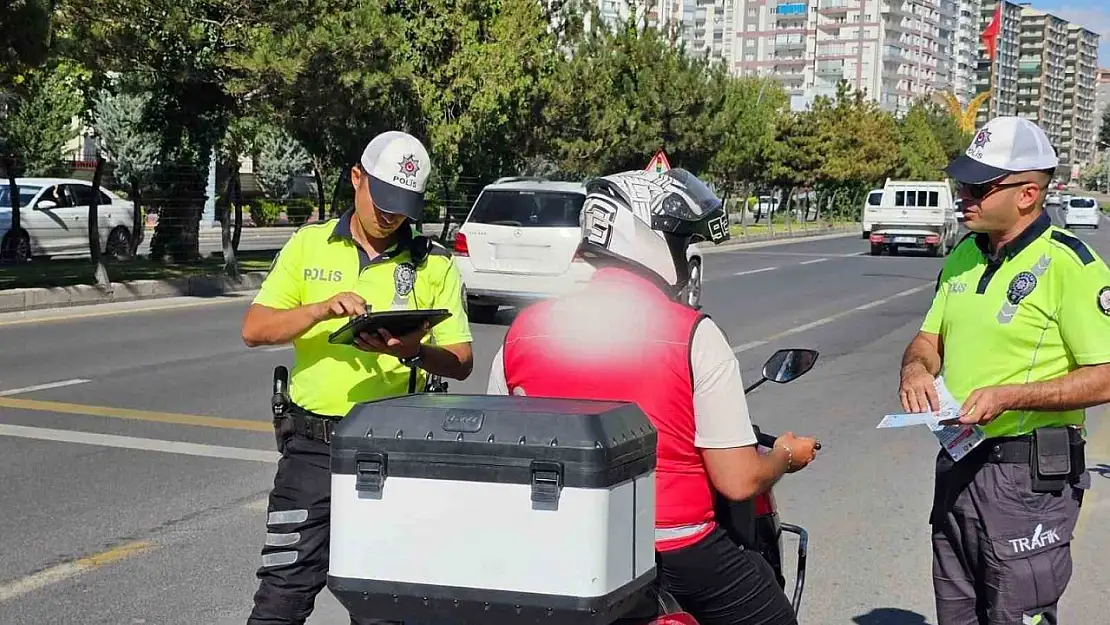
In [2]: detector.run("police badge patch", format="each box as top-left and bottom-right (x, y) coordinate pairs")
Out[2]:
(394, 262), (416, 297)
(1099, 286), (1110, 317)
(1006, 271), (1038, 305)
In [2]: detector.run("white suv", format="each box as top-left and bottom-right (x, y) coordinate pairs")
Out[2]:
(452, 177), (705, 323)
(1063, 196), (1101, 230)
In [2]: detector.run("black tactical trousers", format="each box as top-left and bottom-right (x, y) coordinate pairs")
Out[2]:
(246, 419), (401, 625)
(930, 447), (1089, 625)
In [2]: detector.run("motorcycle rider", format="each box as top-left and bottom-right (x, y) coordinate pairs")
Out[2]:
(486, 168), (820, 625)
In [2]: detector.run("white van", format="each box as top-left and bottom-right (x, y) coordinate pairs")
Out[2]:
(867, 179), (960, 257)
(861, 188), (883, 238)
(1063, 196), (1100, 230)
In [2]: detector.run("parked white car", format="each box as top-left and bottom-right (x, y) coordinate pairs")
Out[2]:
(1063, 196), (1101, 230)
(0, 177), (139, 262)
(453, 177), (705, 323)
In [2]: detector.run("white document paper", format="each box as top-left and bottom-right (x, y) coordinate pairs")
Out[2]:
(878, 376), (985, 461)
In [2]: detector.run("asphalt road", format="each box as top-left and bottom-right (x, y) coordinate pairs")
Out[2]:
(1, 207), (1109, 625)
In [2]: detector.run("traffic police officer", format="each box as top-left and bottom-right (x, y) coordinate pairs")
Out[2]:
(899, 116), (1110, 625)
(240, 130), (474, 625)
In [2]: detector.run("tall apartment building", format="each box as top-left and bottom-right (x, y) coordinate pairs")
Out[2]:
(1096, 68), (1110, 149)
(1014, 8), (1068, 150)
(970, 3), (1100, 171)
(975, 1), (1022, 121)
(950, 0), (982, 104)
(1062, 25), (1099, 168)
(726, 0), (950, 113)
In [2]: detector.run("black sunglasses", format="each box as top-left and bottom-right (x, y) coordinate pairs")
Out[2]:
(957, 180), (1044, 201)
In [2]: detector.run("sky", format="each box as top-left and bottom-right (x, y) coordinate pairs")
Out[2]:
(1031, 2), (1110, 66)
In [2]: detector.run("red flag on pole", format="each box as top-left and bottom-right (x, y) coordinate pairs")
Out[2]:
(982, 4), (1002, 61)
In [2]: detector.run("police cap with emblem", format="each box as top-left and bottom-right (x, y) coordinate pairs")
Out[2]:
(360, 131), (432, 221)
(945, 116), (1059, 185)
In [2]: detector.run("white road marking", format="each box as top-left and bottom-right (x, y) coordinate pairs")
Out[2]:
(799, 258), (829, 265)
(0, 379), (91, 397)
(733, 267), (778, 276)
(263, 346), (293, 353)
(0, 424), (279, 463)
(732, 283), (934, 353)
(0, 295), (255, 328)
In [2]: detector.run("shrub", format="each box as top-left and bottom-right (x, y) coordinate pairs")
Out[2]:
(286, 198), (314, 226)
(249, 199), (283, 226)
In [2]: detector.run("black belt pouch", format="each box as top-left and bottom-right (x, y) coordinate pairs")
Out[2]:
(1031, 427), (1071, 493)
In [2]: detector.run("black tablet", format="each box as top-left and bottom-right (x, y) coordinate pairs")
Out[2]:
(328, 309), (453, 345)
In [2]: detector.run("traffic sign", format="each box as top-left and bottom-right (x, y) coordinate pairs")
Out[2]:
(645, 150), (671, 173)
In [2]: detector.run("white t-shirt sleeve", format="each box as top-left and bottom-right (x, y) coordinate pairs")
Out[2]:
(691, 319), (758, 449)
(486, 345), (509, 395)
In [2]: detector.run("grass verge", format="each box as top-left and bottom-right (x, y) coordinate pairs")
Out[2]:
(729, 220), (858, 238)
(0, 251), (276, 291)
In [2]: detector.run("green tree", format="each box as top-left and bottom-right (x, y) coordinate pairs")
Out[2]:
(65, 0), (262, 263)
(243, 2), (414, 218)
(817, 83), (901, 219)
(1, 63), (83, 177)
(93, 87), (161, 257)
(542, 11), (720, 177)
(706, 75), (789, 204)
(254, 125), (311, 201)
(0, 0), (54, 85)
(395, 0), (563, 218)
(763, 107), (827, 212)
(917, 99), (970, 162)
(896, 103), (948, 180)
(1099, 106), (1110, 152)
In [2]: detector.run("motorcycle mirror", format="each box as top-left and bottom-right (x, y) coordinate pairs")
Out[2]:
(761, 348), (819, 384)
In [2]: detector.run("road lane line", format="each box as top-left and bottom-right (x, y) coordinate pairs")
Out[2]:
(263, 346), (293, 352)
(732, 283), (933, 353)
(0, 397), (271, 432)
(0, 424), (278, 463)
(0, 540), (153, 604)
(799, 258), (829, 265)
(733, 267), (778, 276)
(0, 295), (254, 328)
(0, 379), (91, 397)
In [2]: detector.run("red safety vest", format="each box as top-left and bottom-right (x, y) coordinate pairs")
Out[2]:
(501, 267), (715, 551)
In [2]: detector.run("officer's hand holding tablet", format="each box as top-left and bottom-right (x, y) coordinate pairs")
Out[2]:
(328, 308), (453, 359)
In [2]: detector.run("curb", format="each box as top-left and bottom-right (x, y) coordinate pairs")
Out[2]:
(0, 272), (269, 314)
(695, 225), (860, 253)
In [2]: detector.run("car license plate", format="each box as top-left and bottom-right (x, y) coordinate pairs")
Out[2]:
(494, 245), (543, 261)
(894, 236), (916, 244)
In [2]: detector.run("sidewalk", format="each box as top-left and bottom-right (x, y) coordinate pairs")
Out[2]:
(0, 224), (859, 314)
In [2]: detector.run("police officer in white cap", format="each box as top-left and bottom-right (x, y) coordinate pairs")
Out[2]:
(898, 116), (1110, 624)
(241, 130), (474, 624)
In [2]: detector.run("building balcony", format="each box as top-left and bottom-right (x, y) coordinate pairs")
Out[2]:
(774, 37), (807, 50)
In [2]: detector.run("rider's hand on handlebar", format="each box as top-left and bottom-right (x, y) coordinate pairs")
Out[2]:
(899, 362), (939, 413)
(314, 292), (368, 321)
(775, 432), (819, 473)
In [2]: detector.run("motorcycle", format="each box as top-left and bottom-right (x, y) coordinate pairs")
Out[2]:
(624, 347), (821, 625)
